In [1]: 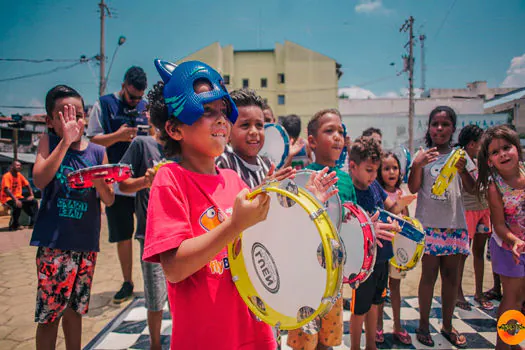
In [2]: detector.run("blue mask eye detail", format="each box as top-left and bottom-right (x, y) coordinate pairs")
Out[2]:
(154, 59), (238, 125)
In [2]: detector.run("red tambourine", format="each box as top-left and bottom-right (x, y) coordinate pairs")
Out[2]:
(340, 202), (377, 289)
(67, 164), (132, 189)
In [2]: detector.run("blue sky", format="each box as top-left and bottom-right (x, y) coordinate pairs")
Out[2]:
(1, 0), (524, 115)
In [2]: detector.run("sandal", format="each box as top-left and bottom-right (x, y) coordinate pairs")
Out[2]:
(456, 300), (472, 311)
(441, 328), (467, 348)
(483, 288), (502, 301)
(474, 296), (494, 311)
(416, 328), (434, 347)
(375, 328), (385, 344)
(393, 329), (412, 345)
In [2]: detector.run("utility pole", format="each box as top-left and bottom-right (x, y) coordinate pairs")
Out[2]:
(420, 34), (426, 91)
(400, 16), (415, 154)
(98, 0), (111, 96)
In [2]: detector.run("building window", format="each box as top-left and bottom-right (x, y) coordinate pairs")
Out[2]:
(261, 78), (267, 88)
(223, 75), (230, 85)
(278, 95), (285, 105)
(242, 79), (249, 88)
(278, 73), (285, 84)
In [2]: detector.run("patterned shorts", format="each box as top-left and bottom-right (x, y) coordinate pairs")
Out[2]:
(35, 247), (97, 324)
(424, 227), (470, 256)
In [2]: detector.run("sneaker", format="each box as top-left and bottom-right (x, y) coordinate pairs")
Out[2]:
(113, 282), (134, 304)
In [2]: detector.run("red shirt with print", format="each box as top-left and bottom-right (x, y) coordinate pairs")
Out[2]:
(143, 163), (275, 350)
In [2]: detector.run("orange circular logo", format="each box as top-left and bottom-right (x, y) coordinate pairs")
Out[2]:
(497, 310), (525, 345)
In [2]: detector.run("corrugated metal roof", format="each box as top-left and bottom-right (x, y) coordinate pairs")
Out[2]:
(484, 87), (525, 109)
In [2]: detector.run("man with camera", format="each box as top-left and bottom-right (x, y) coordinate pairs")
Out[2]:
(87, 66), (149, 304)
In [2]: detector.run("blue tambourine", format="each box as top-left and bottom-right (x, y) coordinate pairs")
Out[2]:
(377, 209), (425, 271)
(259, 123), (290, 169)
(393, 145), (412, 183)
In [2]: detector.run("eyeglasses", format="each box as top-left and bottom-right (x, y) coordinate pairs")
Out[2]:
(124, 86), (143, 101)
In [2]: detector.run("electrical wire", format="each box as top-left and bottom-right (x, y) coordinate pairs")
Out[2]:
(0, 59), (93, 83)
(0, 58), (82, 63)
(434, 0), (458, 39)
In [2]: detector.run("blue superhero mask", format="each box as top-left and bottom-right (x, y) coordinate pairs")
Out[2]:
(154, 59), (238, 125)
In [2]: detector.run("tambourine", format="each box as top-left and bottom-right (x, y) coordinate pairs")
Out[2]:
(153, 160), (173, 172)
(339, 202), (377, 289)
(377, 209), (425, 271)
(67, 164), (132, 189)
(228, 180), (343, 330)
(393, 145), (412, 183)
(259, 123), (290, 169)
(431, 148), (465, 196)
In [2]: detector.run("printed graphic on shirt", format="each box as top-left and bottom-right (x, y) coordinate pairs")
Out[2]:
(199, 206), (230, 275)
(54, 154), (93, 219)
(430, 158), (450, 201)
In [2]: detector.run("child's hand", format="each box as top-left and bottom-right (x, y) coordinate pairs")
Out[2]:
(511, 239), (525, 264)
(60, 104), (83, 145)
(397, 194), (417, 209)
(231, 189), (270, 233)
(92, 177), (110, 191)
(143, 168), (157, 188)
(370, 211), (400, 247)
(455, 156), (467, 173)
(265, 163), (296, 182)
(413, 147), (439, 168)
(289, 137), (306, 157)
(305, 167), (339, 204)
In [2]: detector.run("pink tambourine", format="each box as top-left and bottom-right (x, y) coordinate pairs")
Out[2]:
(67, 164), (132, 189)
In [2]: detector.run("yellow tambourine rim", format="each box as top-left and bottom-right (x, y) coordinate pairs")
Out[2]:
(390, 216), (425, 271)
(431, 148), (465, 196)
(228, 181), (342, 330)
(153, 160), (174, 172)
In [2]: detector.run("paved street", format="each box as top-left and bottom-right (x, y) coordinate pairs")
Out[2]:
(0, 205), (495, 349)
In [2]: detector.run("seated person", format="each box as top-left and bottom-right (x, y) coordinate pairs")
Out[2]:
(1, 161), (38, 230)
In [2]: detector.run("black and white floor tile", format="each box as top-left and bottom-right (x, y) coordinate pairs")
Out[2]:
(84, 296), (522, 349)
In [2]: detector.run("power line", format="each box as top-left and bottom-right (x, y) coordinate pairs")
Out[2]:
(0, 58), (82, 63)
(0, 57), (95, 83)
(434, 0), (457, 39)
(0, 105), (45, 109)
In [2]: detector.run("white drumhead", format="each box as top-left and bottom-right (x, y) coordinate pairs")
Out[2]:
(260, 124), (288, 168)
(293, 170), (342, 232)
(392, 234), (419, 266)
(338, 206), (365, 279)
(241, 191), (328, 318)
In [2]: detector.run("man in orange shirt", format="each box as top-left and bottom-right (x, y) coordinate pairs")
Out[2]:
(1, 161), (38, 230)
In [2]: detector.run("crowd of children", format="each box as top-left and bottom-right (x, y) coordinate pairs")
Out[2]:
(27, 60), (524, 350)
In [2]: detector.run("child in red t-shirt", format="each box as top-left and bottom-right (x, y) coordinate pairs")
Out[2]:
(143, 60), (337, 350)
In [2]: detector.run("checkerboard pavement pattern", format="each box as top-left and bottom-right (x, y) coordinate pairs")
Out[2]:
(84, 296), (524, 350)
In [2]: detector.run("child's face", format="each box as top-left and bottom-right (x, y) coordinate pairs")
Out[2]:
(380, 156), (400, 189)
(176, 82), (231, 158)
(350, 159), (380, 190)
(370, 132), (382, 146)
(230, 106), (265, 159)
(487, 138), (519, 173)
(263, 108), (275, 124)
(47, 97), (85, 141)
(429, 111), (454, 146)
(308, 113), (344, 166)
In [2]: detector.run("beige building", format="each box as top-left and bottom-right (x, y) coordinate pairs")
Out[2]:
(176, 41), (342, 124)
(425, 80), (517, 101)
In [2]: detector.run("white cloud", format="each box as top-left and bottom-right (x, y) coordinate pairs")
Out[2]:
(339, 86), (377, 99)
(399, 88), (424, 98)
(354, 0), (392, 15)
(501, 53), (525, 88)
